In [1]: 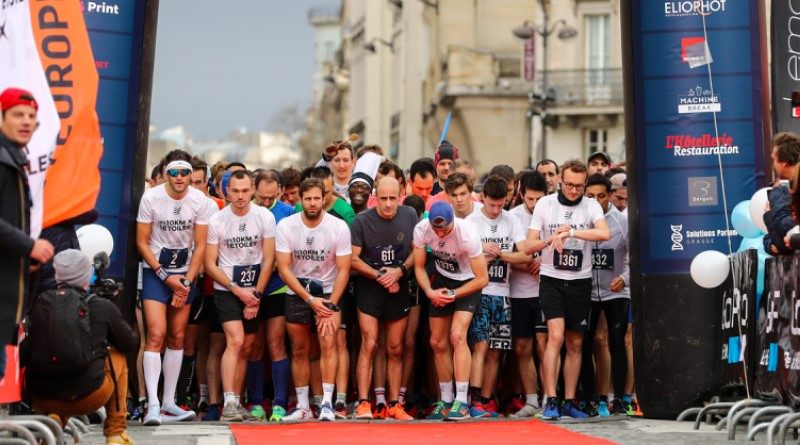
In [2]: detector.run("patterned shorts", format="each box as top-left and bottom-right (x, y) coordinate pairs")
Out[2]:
(468, 294), (512, 350)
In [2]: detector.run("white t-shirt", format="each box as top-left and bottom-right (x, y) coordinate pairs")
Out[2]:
(466, 209), (526, 297)
(413, 218), (483, 281)
(529, 194), (605, 280)
(207, 205), (276, 291)
(137, 184), (216, 273)
(333, 182), (350, 203)
(275, 212), (352, 294)
(457, 201), (483, 220)
(509, 204), (539, 299)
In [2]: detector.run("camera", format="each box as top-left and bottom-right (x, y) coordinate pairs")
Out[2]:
(90, 252), (122, 299)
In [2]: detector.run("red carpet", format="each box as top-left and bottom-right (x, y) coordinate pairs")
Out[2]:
(230, 420), (616, 445)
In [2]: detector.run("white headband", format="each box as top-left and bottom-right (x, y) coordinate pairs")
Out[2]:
(165, 160), (192, 172)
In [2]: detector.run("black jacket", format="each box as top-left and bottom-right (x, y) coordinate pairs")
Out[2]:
(24, 288), (140, 401)
(0, 132), (34, 345)
(762, 186), (795, 255)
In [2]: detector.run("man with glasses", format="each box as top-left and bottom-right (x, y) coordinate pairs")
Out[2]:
(412, 202), (489, 421)
(524, 160), (609, 420)
(137, 150), (216, 425)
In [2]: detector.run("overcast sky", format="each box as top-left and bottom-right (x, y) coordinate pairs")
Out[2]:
(150, 0), (330, 140)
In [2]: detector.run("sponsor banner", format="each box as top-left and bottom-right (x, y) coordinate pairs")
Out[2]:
(783, 255), (800, 408)
(755, 257), (783, 402)
(770, 0), (800, 134)
(631, 1), (766, 274)
(716, 249), (756, 390)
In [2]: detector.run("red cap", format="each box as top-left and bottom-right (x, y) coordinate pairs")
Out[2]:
(0, 88), (38, 112)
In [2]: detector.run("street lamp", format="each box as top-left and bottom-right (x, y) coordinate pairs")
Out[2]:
(513, 2), (577, 165)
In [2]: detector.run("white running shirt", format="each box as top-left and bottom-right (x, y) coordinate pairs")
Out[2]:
(529, 194), (605, 281)
(466, 209), (525, 297)
(413, 218), (482, 281)
(275, 212), (352, 294)
(509, 204), (539, 299)
(207, 205), (277, 291)
(137, 184), (216, 273)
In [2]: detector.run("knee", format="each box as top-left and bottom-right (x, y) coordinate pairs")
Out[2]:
(267, 338), (285, 357)
(547, 331), (564, 348)
(429, 335), (448, 353)
(167, 331), (185, 349)
(403, 335), (416, 352)
(291, 343), (309, 359)
(145, 331), (165, 350)
(514, 341), (532, 358)
(386, 340), (403, 359)
(228, 336), (244, 354)
(566, 334), (583, 352)
(594, 330), (609, 350)
(361, 335), (378, 355)
(450, 330), (467, 348)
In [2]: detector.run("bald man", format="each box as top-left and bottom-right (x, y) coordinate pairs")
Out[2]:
(349, 178), (418, 420)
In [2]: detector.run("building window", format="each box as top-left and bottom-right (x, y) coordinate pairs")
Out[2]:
(585, 14), (611, 102)
(586, 129), (608, 154)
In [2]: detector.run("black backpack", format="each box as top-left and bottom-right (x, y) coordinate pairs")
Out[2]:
(27, 285), (96, 376)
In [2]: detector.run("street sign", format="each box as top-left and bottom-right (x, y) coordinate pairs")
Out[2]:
(523, 36), (535, 82)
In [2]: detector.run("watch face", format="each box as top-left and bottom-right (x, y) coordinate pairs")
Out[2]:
(447, 290), (456, 297)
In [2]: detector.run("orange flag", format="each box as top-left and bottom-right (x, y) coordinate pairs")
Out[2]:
(31, 0), (102, 228)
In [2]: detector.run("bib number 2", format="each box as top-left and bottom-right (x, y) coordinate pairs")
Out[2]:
(159, 248), (189, 270)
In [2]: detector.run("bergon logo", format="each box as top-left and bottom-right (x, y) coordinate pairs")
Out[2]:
(664, 133), (740, 157)
(664, 0), (726, 17)
(678, 85), (721, 114)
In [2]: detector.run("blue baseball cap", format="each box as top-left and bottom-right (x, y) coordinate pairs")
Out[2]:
(429, 201), (454, 229)
(221, 171), (232, 198)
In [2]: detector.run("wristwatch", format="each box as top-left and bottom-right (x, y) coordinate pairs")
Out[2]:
(446, 289), (456, 298)
(398, 264), (408, 276)
(180, 278), (192, 288)
(253, 291), (263, 300)
(155, 267), (169, 281)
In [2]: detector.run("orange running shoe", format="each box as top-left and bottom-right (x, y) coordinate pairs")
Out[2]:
(354, 401), (373, 420)
(373, 403), (388, 419)
(388, 403), (414, 420)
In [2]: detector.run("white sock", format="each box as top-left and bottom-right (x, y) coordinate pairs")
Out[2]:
(235, 395), (241, 405)
(608, 393), (615, 401)
(223, 392), (236, 405)
(322, 383), (335, 406)
(143, 351), (162, 407)
(398, 387), (407, 405)
(200, 384), (209, 401)
(455, 381), (469, 404)
(375, 387), (386, 406)
(439, 381), (454, 404)
(296, 386), (310, 410)
(161, 348), (183, 407)
(525, 394), (539, 408)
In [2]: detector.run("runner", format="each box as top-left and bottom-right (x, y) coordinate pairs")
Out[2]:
(204, 170), (276, 422)
(445, 173), (482, 219)
(136, 150), (216, 425)
(535, 159), (559, 195)
(276, 178), (352, 422)
(350, 178), (417, 420)
(465, 176), (528, 418)
(508, 171), (548, 418)
(413, 202), (489, 421)
(524, 160), (610, 420)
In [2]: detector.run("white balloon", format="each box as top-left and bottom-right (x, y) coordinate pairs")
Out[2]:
(690, 250), (730, 289)
(76, 224), (114, 260)
(748, 187), (771, 232)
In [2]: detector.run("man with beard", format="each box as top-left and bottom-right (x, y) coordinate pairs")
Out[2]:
(276, 179), (352, 422)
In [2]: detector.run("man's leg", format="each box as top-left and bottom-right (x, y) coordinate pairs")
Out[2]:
(266, 314), (290, 412)
(428, 315), (454, 399)
(372, 325), (388, 412)
(356, 311), (379, 401)
(450, 311), (474, 404)
(104, 349), (129, 438)
(206, 332), (225, 410)
(400, 305), (420, 405)
(286, 322), (312, 411)
(335, 329), (349, 408)
(220, 320), (245, 420)
(163, 305), (192, 415)
(317, 312), (341, 419)
(385, 316), (408, 402)
(142, 299), (167, 423)
(542, 318), (565, 399)
(245, 321), (266, 412)
(563, 330), (584, 400)
(195, 322), (210, 409)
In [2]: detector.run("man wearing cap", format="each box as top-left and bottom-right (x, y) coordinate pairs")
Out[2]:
(27, 250), (139, 445)
(0, 87), (55, 379)
(587, 151), (611, 176)
(349, 171), (375, 215)
(432, 140), (458, 196)
(413, 201), (489, 421)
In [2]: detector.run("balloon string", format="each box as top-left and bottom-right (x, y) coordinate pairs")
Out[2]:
(700, 8), (750, 401)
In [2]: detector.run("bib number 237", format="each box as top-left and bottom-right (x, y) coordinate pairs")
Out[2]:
(554, 249), (582, 271)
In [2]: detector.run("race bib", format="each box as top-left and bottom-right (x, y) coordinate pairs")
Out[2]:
(487, 259), (509, 284)
(434, 257), (461, 274)
(298, 278), (324, 296)
(553, 249), (583, 271)
(233, 264), (261, 288)
(591, 249), (615, 270)
(370, 244), (403, 267)
(159, 248), (189, 270)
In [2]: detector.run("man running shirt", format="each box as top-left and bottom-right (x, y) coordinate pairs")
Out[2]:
(509, 204), (539, 298)
(413, 218), (482, 281)
(137, 183), (216, 273)
(465, 209), (525, 297)
(591, 206), (630, 302)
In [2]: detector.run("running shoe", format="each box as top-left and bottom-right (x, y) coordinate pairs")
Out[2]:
(221, 402), (243, 422)
(541, 398), (560, 421)
(580, 400), (598, 417)
(161, 403), (196, 422)
(269, 406), (286, 422)
(249, 404), (267, 421)
(105, 431), (134, 445)
(318, 402), (336, 421)
(197, 400), (209, 414)
(506, 397), (525, 416)
(142, 403), (161, 426)
(425, 401), (451, 420)
(610, 399), (626, 415)
(281, 407), (313, 422)
(510, 404), (539, 418)
(201, 404), (221, 421)
(405, 402), (420, 419)
(354, 401), (373, 419)
(468, 402), (491, 418)
(334, 401), (348, 419)
(387, 403), (414, 420)
(629, 399), (644, 417)
(311, 404), (321, 419)
(597, 400), (611, 417)
(485, 399), (499, 414)
(444, 400), (470, 421)
(622, 395), (634, 415)
(373, 402), (388, 419)
(561, 401), (589, 419)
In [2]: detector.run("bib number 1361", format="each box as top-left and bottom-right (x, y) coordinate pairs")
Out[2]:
(553, 249), (583, 271)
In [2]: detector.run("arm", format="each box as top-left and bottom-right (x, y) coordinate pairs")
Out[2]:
(524, 229), (550, 255)
(204, 242), (258, 307)
(454, 255), (489, 298)
(413, 246), (432, 295)
(499, 242), (532, 265)
(329, 254), (351, 305)
(350, 245), (381, 279)
(0, 218), (34, 256)
(574, 218), (611, 242)
(137, 222), (186, 295)
(257, 237), (275, 294)
(185, 225), (207, 282)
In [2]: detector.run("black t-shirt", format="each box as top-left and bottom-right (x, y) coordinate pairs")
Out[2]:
(351, 206), (417, 269)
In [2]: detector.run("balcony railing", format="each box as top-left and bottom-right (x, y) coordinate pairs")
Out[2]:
(534, 68), (623, 108)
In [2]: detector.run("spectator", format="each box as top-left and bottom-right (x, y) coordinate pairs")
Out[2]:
(0, 87), (54, 379)
(764, 132), (800, 255)
(27, 249), (139, 445)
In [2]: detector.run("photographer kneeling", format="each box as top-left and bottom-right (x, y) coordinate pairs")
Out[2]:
(24, 249), (139, 445)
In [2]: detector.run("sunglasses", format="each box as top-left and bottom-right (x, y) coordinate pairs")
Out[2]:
(166, 168), (192, 178)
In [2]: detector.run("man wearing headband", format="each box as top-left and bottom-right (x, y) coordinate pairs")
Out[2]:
(0, 87), (54, 381)
(412, 202), (488, 420)
(136, 149), (217, 425)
